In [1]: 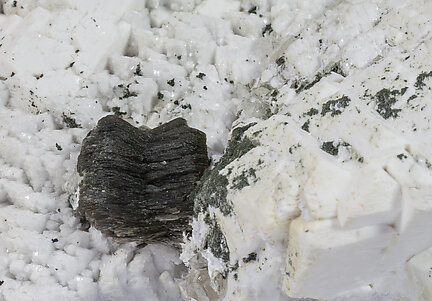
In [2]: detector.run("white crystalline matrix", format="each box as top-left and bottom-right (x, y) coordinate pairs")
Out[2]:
(181, 1), (432, 301)
(0, 0), (432, 301)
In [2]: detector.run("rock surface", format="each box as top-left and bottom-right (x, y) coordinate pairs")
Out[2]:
(77, 115), (209, 245)
(2, 0), (432, 300)
(183, 85), (432, 300)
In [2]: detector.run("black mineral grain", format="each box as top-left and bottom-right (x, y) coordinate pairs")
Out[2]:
(77, 115), (209, 246)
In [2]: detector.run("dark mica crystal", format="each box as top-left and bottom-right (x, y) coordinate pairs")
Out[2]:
(77, 115), (209, 246)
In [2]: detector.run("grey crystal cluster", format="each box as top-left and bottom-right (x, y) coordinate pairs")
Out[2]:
(77, 115), (209, 246)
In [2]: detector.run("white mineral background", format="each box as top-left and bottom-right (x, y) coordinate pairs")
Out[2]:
(0, 0), (431, 300)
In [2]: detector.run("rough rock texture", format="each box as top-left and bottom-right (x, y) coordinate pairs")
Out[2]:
(191, 122), (257, 263)
(181, 122), (262, 301)
(77, 115), (209, 245)
(183, 71), (432, 300)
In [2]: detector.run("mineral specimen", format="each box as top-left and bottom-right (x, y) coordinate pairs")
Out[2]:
(77, 115), (209, 245)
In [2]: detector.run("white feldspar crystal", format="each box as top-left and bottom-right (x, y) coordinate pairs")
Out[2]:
(337, 164), (401, 229)
(192, 109), (432, 300)
(284, 219), (396, 299)
(302, 159), (350, 220)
